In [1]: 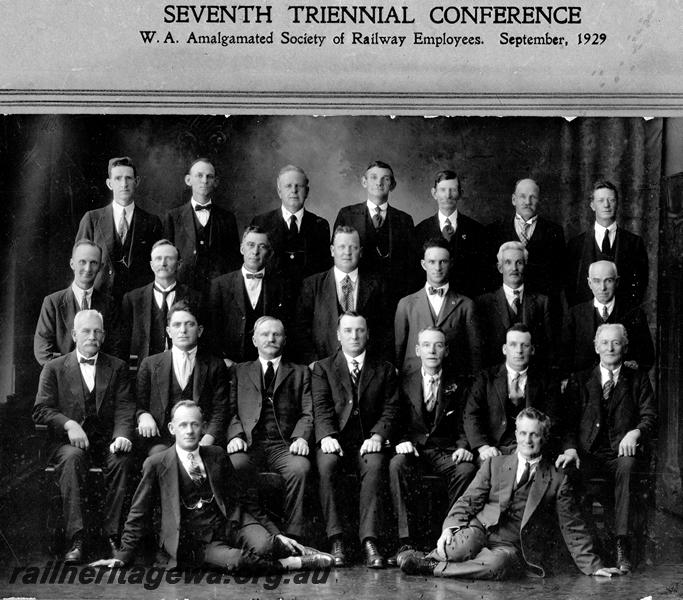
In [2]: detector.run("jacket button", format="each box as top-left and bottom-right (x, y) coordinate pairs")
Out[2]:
(352, 409), (359, 416)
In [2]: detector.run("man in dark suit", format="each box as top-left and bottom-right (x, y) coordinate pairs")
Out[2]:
(208, 226), (289, 367)
(136, 300), (228, 455)
(76, 157), (162, 300)
(333, 160), (417, 308)
(388, 327), (476, 565)
(250, 165), (331, 295)
(565, 179), (648, 307)
(560, 260), (654, 376)
(488, 178), (565, 310)
(119, 239), (201, 365)
(33, 309), (136, 563)
(163, 158), (241, 295)
(394, 238), (481, 376)
(464, 324), (561, 462)
(91, 401), (333, 572)
(557, 323), (657, 572)
(476, 241), (552, 368)
(226, 317), (313, 542)
(414, 169), (486, 298)
(312, 312), (399, 568)
(293, 225), (390, 364)
(399, 408), (620, 579)
(34, 239), (119, 365)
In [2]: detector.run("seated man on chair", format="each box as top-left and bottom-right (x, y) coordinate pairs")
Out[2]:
(399, 407), (620, 579)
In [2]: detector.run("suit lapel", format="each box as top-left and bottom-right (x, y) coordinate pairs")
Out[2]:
(248, 360), (263, 393)
(333, 352), (353, 402)
(499, 454), (518, 512)
(160, 449), (181, 528)
(495, 288), (512, 329)
(65, 352), (86, 418)
(59, 288), (77, 333)
(525, 370), (540, 407)
(141, 284), (154, 342)
(192, 353), (208, 402)
(273, 361), (292, 396)
(201, 447), (226, 517)
(436, 290), (460, 325)
(357, 359), (375, 399)
(94, 353), (113, 414)
(156, 353), (174, 415)
(96, 207), (116, 259)
(609, 368), (628, 414)
(406, 370), (427, 429)
(182, 204), (197, 247)
(322, 270), (339, 312)
(521, 460), (552, 529)
(493, 365), (509, 416)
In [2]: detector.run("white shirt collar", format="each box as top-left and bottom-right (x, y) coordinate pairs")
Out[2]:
(599, 363), (621, 384)
(593, 297), (616, 313)
(438, 210), (458, 228)
(76, 350), (98, 365)
(421, 368), (442, 381)
(171, 345), (198, 360)
(515, 213), (538, 225)
(111, 201), (135, 221)
(343, 350), (366, 368)
(366, 200), (388, 213)
(241, 266), (266, 278)
(516, 451), (542, 469)
(424, 282), (449, 294)
(191, 197), (212, 208)
(71, 282), (94, 300)
(505, 364), (529, 379)
(334, 266), (358, 283)
(258, 355), (282, 372)
(594, 221), (617, 235)
(154, 281), (177, 292)
(281, 206), (304, 224)
(502, 283), (524, 299)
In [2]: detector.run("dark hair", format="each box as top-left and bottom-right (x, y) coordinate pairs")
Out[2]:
(336, 310), (367, 328)
(515, 407), (551, 442)
(365, 160), (395, 185)
(108, 156), (137, 177)
(241, 225), (271, 248)
(507, 323), (531, 336)
(167, 299), (201, 326)
(433, 169), (462, 195)
(170, 399), (203, 421)
(331, 225), (360, 245)
(591, 179), (619, 202)
(422, 237), (451, 257)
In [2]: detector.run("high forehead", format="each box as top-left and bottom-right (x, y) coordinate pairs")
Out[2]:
(592, 187), (617, 201)
(255, 318), (284, 334)
(516, 415), (541, 433)
(243, 231), (269, 245)
(169, 310), (197, 324)
(72, 244), (101, 260)
(189, 161), (215, 176)
(501, 247), (525, 262)
(506, 330), (532, 345)
(151, 243), (179, 259)
(589, 261), (617, 279)
(424, 246), (450, 261)
(514, 179), (539, 195)
(596, 325), (624, 343)
(418, 329), (446, 344)
(339, 315), (366, 330)
(278, 169), (307, 185)
(333, 231), (360, 246)
(172, 405), (202, 422)
(109, 165), (135, 178)
(434, 178), (459, 188)
(76, 313), (103, 330)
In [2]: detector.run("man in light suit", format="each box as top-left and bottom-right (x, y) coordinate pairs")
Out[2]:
(312, 312), (399, 568)
(475, 241), (552, 368)
(414, 169), (487, 298)
(119, 239), (201, 365)
(293, 225), (390, 364)
(333, 160), (418, 308)
(76, 156), (162, 300)
(34, 239), (119, 365)
(33, 309), (136, 563)
(208, 227), (289, 367)
(388, 327), (476, 565)
(226, 317), (313, 542)
(394, 238), (481, 376)
(136, 300), (228, 455)
(399, 408), (620, 579)
(565, 179), (648, 307)
(464, 324), (561, 462)
(91, 401), (333, 572)
(163, 158), (241, 295)
(560, 260), (654, 377)
(250, 165), (331, 295)
(557, 323), (657, 572)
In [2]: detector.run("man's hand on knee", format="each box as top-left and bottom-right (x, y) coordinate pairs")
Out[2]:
(436, 527), (455, 559)
(64, 420), (89, 450)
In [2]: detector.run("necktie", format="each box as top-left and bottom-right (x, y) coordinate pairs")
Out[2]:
(350, 359), (360, 386)
(154, 285), (171, 348)
(510, 372), (523, 403)
(602, 369), (615, 402)
(425, 376), (438, 412)
(180, 351), (191, 389)
(81, 290), (89, 310)
(442, 218), (454, 241)
(372, 206), (383, 229)
(601, 229), (612, 255)
(602, 305), (609, 322)
(245, 272), (264, 279)
(187, 453), (204, 485)
(79, 357), (95, 365)
(511, 289), (522, 317)
(194, 203), (211, 212)
(341, 275), (354, 311)
(518, 219), (530, 246)
(517, 461), (531, 488)
(289, 214), (298, 233)
(264, 361), (275, 391)
(428, 286), (445, 297)
(118, 207), (128, 244)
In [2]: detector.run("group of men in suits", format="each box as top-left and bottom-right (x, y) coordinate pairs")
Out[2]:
(31, 155), (656, 580)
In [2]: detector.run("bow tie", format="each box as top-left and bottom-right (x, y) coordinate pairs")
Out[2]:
(79, 357), (96, 365)
(428, 286), (445, 297)
(246, 272), (264, 279)
(194, 204), (212, 212)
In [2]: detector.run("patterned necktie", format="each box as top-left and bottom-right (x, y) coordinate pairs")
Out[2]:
(79, 357), (95, 365)
(81, 289), (89, 310)
(372, 206), (383, 229)
(512, 289), (522, 317)
(510, 372), (523, 403)
(245, 272), (264, 279)
(117, 207), (128, 243)
(264, 360), (275, 391)
(602, 305), (609, 322)
(518, 220), (531, 246)
(179, 351), (191, 389)
(350, 359), (360, 390)
(341, 275), (354, 311)
(289, 214), (298, 233)
(442, 218), (454, 242)
(187, 452), (204, 485)
(601, 229), (611, 254)
(428, 286), (445, 297)
(425, 376), (438, 412)
(154, 285), (171, 348)
(602, 369), (615, 402)
(517, 461), (531, 488)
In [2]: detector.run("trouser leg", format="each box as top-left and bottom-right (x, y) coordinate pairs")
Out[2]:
(51, 444), (88, 541)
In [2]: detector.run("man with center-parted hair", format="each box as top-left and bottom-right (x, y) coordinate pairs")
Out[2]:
(135, 299), (228, 455)
(398, 407), (621, 579)
(91, 400), (334, 572)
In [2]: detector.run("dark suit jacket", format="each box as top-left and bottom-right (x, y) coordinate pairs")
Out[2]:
(397, 369), (470, 450)
(414, 212), (487, 298)
(334, 202), (418, 301)
(475, 287), (553, 368)
(34, 286), (120, 365)
(76, 204), (162, 297)
(116, 445), (279, 567)
(33, 350), (135, 443)
(560, 300), (655, 375)
(136, 350), (228, 443)
(163, 202), (241, 290)
(227, 360), (313, 447)
(293, 268), (391, 364)
(564, 365), (657, 455)
(208, 269), (289, 362)
(464, 363), (560, 451)
(442, 454), (603, 576)
(488, 216), (566, 298)
(565, 227), (649, 307)
(312, 350), (399, 444)
(394, 287), (482, 377)
(119, 282), (202, 364)
(250, 208), (331, 282)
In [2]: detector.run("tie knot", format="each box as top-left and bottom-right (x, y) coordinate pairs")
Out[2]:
(374, 206), (381, 215)
(342, 274), (351, 284)
(79, 357), (95, 365)
(513, 289), (521, 297)
(246, 272), (264, 279)
(267, 360), (273, 369)
(608, 369), (614, 381)
(154, 285), (170, 295)
(428, 286), (445, 297)
(289, 214), (297, 226)
(194, 203), (211, 212)
(351, 359), (358, 368)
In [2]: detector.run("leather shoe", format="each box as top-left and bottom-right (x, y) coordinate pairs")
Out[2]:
(616, 537), (632, 573)
(64, 534), (84, 564)
(387, 544), (414, 567)
(330, 537), (346, 568)
(400, 552), (438, 576)
(363, 539), (385, 569)
(298, 551), (335, 570)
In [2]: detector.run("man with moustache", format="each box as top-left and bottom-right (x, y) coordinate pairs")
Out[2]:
(119, 239), (201, 365)
(77, 156), (162, 300)
(163, 158), (241, 295)
(34, 239), (119, 365)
